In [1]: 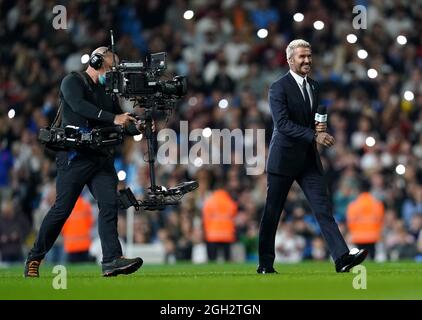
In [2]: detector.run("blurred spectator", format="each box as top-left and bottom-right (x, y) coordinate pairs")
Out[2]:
(409, 215), (422, 243)
(191, 225), (207, 264)
(32, 182), (65, 264)
(0, 199), (30, 262)
(385, 220), (417, 261)
(311, 237), (328, 261)
(290, 206), (317, 260)
(275, 222), (305, 263)
(0, 139), (14, 202)
(239, 220), (259, 262)
(203, 189), (237, 262)
(401, 184), (422, 228)
(249, 0), (280, 29)
(333, 176), (358, 222)
(133, 214), (152, 244)
(175, 212), (193, 261)
(346, 179), (384, 259)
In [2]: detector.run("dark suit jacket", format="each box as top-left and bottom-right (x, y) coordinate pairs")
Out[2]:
(266, 72), (324, 176)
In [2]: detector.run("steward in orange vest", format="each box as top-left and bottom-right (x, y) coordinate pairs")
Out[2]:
(62, 196), (94, 262)
(203, 189), (238, 261)
(346, 179), (384, 259)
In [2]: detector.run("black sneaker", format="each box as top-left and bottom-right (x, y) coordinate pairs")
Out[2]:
(24, 259), (41, 278)
(102, 256), (143, 277)
(335, 249), (368, 273)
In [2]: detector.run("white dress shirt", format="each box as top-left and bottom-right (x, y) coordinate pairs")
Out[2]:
(289, 70), (313, 110)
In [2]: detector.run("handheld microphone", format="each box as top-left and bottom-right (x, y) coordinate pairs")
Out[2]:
(315, 105), (327, 123)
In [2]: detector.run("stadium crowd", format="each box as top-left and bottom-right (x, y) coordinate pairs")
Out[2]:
(1, 0), (422, 265)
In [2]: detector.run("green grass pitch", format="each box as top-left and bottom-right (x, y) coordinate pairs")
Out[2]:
(1, 262), (421, 300)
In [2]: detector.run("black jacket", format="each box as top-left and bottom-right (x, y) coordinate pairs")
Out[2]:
(59, 71), (139, 135)
(266, 72), (324, 176)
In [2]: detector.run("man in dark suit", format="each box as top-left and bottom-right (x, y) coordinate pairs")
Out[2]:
(258, 39), (368, 274)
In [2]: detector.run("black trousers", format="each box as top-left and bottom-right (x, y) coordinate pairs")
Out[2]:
(206, 242), (231, 261)
(259, 159), (349, 268)
(28, 151), (122, 264)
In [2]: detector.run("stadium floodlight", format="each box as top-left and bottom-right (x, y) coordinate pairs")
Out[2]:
(257, 28), (268, 39)
(202, 127), (212, 138)
(404, 90), (414, 101)
(118, 170), (127, 181)
(81, 54), (90, 64)
(395, 164), (406, 175)
(293, 13), (304, 22)
(367, 68), (378, 79)
(396, 35), (407, 45)
(357, 49), (368, 59)
(194, 157), (203, 167)
(313, 20), (324, 30)
(183, 10), (194, 20)
(346, 34), (357, 44)
(365, 136), (376, 147)
(133, 134), (143, 142)
(218, 98), (228, 109)
(188, 96), (198, 106)
(8, 108), (15, 119)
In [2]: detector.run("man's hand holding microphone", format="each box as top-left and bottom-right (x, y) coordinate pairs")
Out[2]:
(314, 106), (335, 148)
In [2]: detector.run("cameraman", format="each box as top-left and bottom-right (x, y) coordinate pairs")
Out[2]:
(25, 47), (144, 277)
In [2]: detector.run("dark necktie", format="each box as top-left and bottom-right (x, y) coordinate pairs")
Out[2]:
(303, 78), (312, 111)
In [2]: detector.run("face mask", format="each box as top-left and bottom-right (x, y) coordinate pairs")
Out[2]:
(98, 73), (106, 86)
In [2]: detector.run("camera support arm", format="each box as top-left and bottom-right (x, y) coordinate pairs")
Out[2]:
(144, 108), (158, 192)
(117, 107), (198, 211)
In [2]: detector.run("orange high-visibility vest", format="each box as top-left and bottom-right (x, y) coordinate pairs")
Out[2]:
(346, 192), (384, 244)
(62, 196), (93, 253)
(203, 190), (237, 243)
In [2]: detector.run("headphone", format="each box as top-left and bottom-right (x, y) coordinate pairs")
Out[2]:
(89, 47), (110, 70)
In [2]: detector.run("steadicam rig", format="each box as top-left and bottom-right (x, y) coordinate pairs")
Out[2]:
(116, 111), (198, 211)
(118, 181), (199, 211)
(105, 30), (198, 211)
(38, 125), (124, 151)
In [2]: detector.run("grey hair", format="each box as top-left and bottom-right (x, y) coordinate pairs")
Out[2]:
(286, 39), (311, 60)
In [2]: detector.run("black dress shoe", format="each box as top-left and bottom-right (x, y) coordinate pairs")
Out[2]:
(102, 256), (143, 277)
(257, 266), (278, 274)
(335, 249), (368, 273)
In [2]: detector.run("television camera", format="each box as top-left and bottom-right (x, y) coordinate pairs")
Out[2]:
(104, 30), (197, 211)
